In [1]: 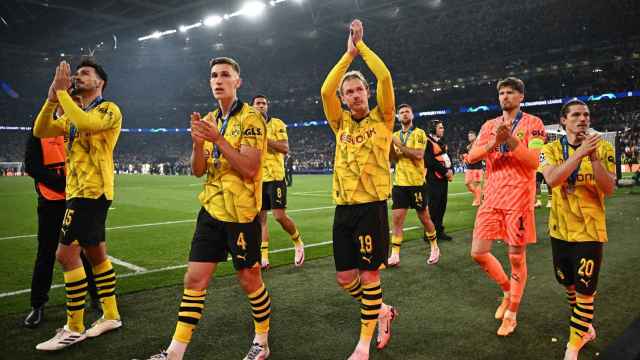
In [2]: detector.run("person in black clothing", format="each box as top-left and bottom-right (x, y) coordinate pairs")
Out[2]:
(23, 112), (99, 329)
(424, 120), (453, 241)
(285, 154), (294, 187)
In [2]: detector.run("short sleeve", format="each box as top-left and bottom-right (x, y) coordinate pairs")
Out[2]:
(275, 120), (288, 141)
(241, 112), (267, 149)
(411, 130), (427, 151)
(527, 117), (546, 150)
(540, 143), (557, 170)
(601, 141), (616, 173)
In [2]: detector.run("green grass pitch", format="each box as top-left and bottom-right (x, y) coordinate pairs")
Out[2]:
(0, 174), (638, 359)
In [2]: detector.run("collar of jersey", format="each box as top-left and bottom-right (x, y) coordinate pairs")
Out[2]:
(214, 99), (244, 119)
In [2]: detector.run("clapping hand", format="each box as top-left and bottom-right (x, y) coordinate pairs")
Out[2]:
(47, 61), (72, 102)
(191, 113), (221, 144)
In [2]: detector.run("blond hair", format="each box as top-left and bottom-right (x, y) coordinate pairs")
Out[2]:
(339, 70), (369, 96)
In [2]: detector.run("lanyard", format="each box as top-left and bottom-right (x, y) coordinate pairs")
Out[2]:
(399, 126), (413, 145)
(68, 96), (104, 151)
(500, 111), (523, 153)
(561, 135), (582, 186)
(213, 99), (239, 160)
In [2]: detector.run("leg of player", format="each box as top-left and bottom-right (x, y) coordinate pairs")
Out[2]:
(258, 210), (270, 270)
(83, 242), (122, 337)
(470, 238), (511, 322)
(564, 242), (602, 360)
(238, 266), (272, 360)
(465, 178), (476, 206)
(36, 243), (89, 351)
(417, 208), (439, 265)
(345, 270), (395, 360)
(535, 174), (543, 208)
(388, 209), (408, 267)
(271, 208), (305, 267)
(564, 292), (596, 360)
(497, 245), (527, 336)
(149, 262), (216, 360)
(472, 180), (482, 206)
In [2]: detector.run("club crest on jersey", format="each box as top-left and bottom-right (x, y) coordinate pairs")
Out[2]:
(230, 124), (241, 137)
(340, 127), (376, 144)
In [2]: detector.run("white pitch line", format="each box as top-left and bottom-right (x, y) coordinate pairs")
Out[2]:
(289, 193), (333, 198)
(0, 225), (423, 298)
(109, 255), (147, 272)
(290, 190), (328, 195)
(0, 195), (473, 241)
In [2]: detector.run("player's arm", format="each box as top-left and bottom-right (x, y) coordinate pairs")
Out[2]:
(541, 134), (598, 188)
(358, 40), (394, 127)
(268, 139), (288, 154)
(267, 122), (289, 154)
(320, 53), (352, 132)
(353, 21), (394, 129)
(32, 100), (67, 138)
(57, 91), (121, 132)
(389, 143), (399, 163)
(590, 141), (616, 196)
(392, 133), (424, 161)
(468, 122), (495, 163)
(190, 113), (207, 178)
(193, 112), (264, 180)
(34, 61), (71, 138)
(504, 117), (545, 170)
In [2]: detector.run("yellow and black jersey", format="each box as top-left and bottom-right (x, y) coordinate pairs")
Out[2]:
(320, 40), (395, 205)
(393, 127), (427, 186)
(33, 91), (122, 200)
(541, 139), (615, 242)
(199, 101), (267, 223)
(262, 117), (288, 182)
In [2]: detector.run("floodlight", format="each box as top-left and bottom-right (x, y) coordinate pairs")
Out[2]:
(240, 1), (267, 18)
(204, 15), (223, 27)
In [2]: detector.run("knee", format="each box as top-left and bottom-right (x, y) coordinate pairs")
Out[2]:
(359, 270), (379, 285)
(55, 247), (71, 268)
(271, 209), (287, 224)
(273, 213), (287, 224)
(336, 271), (356, 287)
(183, 270), (209, 290)
(237, 268), (262, 293)
(471, 251), (487, 264)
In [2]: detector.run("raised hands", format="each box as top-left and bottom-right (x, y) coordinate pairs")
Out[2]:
(495, 120), (512, 145)
(346, 19), (364, 57)
(576, 132), (601, 160)
(48, 61), (72, 102)
(191, 112), (221, 146)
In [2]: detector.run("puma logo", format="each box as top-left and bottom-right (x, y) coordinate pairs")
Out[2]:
(580, 278), (591, 288)
(362, 256), (372, 264)
(236, 254), (247, 260)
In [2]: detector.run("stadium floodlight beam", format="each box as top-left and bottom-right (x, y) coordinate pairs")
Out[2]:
(180, 22), (203, 32)
(203, 15), (223, 27)
(138, 29), (177, 41)
(239, 1), (267, 18)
